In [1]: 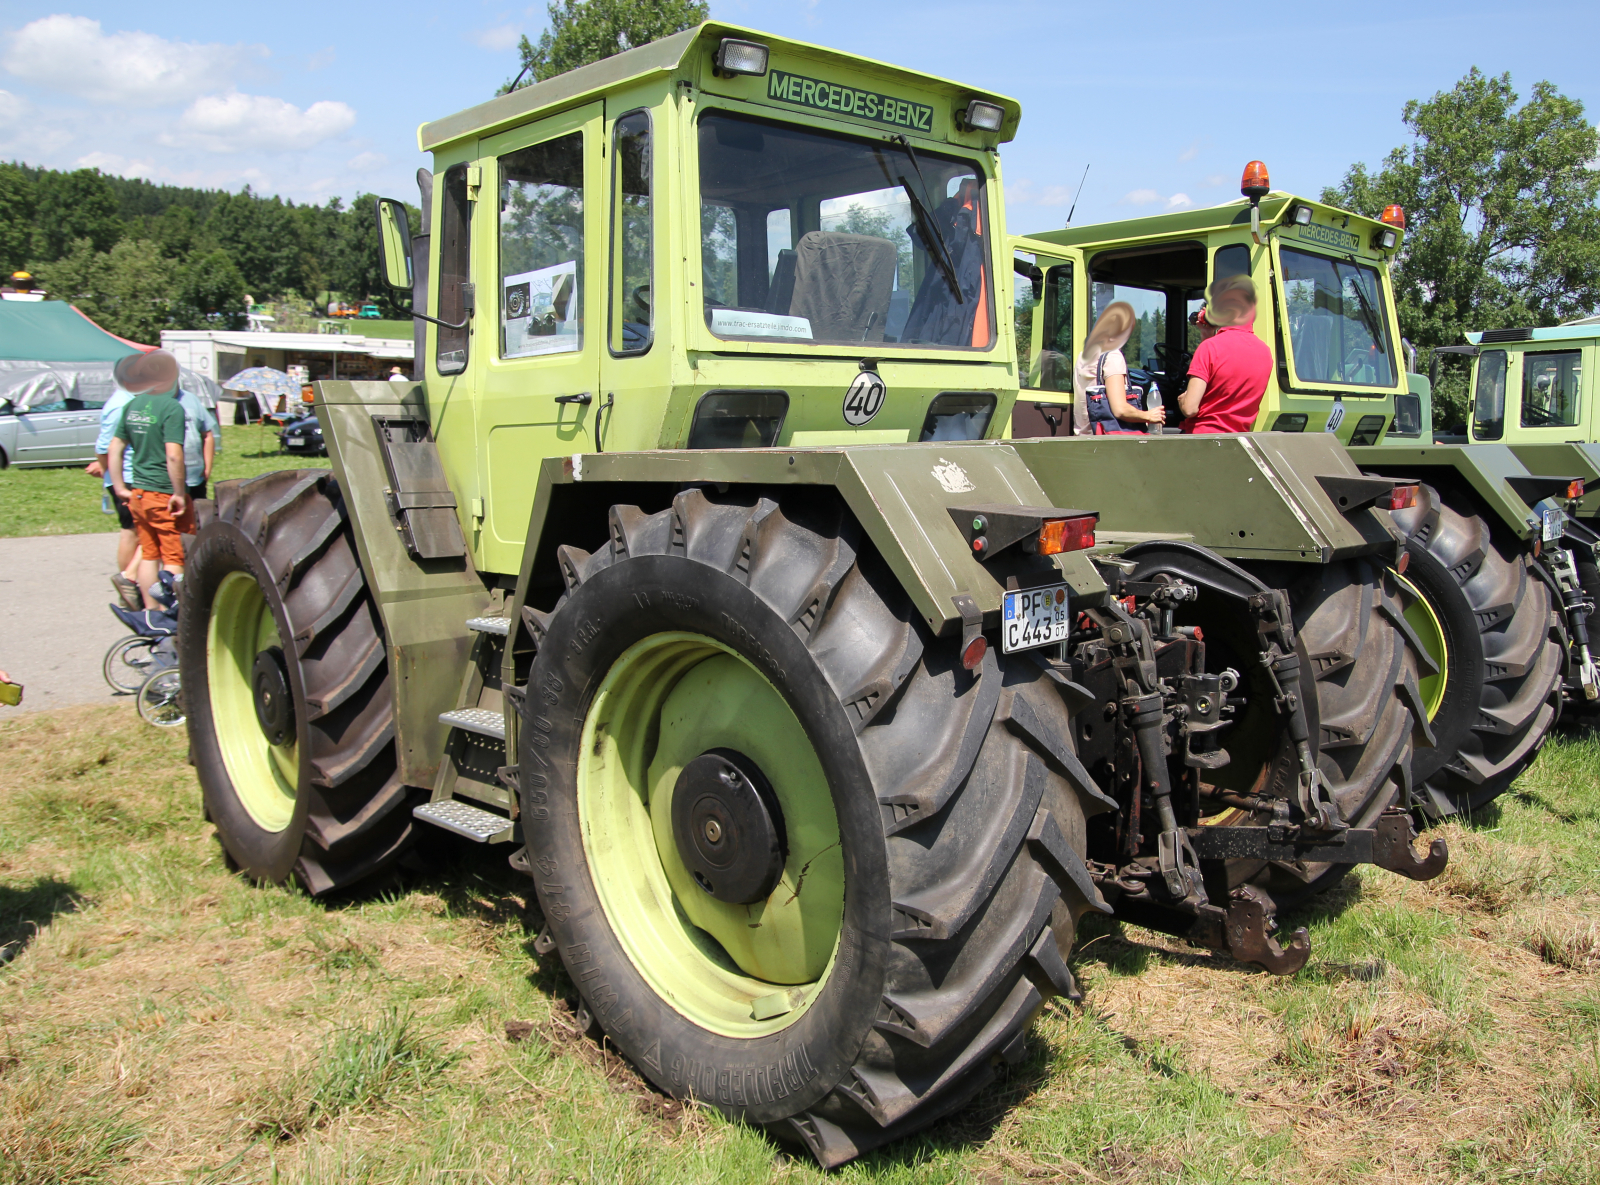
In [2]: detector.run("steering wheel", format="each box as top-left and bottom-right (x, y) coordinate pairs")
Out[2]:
(1153, 342), (1192, 379)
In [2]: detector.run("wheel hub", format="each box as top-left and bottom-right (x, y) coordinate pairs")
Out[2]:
(251, 646), (293, 746)
(671, 748), (786, 904)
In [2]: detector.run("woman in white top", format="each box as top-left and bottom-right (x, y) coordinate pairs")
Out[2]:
(1074, 301), (1166, 434)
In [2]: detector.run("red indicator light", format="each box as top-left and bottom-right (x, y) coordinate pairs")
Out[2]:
(1386, 484), (1419, 511)
(1396, 549), (1410, 575)
(972, 536), (986, 554)
(1038, 515), (1097, 555)
(1240, 160), (1271, 200)
(961, 635), (988, 671)
(1380, 204), (1406, 229)
(1568, 479), (1586, 500)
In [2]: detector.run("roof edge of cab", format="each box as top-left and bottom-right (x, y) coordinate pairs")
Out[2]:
(417, 22), (1021, 153)
(1019, 193), (1392, 251)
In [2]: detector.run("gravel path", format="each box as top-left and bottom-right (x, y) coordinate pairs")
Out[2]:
(0, 533), (145, 712)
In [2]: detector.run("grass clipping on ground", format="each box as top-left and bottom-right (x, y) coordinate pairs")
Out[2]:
(5, 706), (1600, 1183)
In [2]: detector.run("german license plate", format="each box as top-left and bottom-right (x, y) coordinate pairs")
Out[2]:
(1002, 584), (1071, 653)
(1542, 506), (1566, 543)
(285, 435), (304, 447)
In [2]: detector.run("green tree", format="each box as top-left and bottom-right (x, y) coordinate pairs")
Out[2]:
(1324, 68), (1600, 426)
(34, 238), (176, 343)
(204, 188), (307, 299)
(0, 164), (36, 273)
(29, 168), (122, 261)
(503, 0), (708, 91)
(173, 249), (248, 330)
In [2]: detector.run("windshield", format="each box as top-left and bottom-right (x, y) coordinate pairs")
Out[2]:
(1280, 246), (1396, 388)
(697, 111), (993, 349)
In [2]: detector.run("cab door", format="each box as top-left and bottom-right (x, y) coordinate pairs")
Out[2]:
(476, 103), (604, 573)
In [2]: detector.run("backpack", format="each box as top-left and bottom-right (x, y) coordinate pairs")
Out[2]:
(1083, 352), (1148, 435)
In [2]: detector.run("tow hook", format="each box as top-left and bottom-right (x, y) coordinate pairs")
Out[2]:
(1370, 808), (1449, 880)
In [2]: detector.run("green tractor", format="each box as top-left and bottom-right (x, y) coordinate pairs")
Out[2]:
(1011, 169), (1590, 819)
(179, 26), (1445, 1165)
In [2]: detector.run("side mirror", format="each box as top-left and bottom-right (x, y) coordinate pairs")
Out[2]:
(373, 198), (414, 291)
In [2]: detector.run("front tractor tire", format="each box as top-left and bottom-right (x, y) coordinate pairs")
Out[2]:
(1389, 485), (1564, 816)
(180, 471), (419, 895)
(521, 490), (1106, 1166)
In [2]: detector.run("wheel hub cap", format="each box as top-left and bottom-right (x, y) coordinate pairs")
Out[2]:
(251, 646), (293, 746)
(671, 748), (786, 904)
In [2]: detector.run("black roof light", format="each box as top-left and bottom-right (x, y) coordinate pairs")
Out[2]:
(714, 38), (769, 78)
(962, 99), (1004, 132)
(1288, 203), (1313, 226)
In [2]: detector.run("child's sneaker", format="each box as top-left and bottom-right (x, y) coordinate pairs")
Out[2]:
(111, 573), (142, 610)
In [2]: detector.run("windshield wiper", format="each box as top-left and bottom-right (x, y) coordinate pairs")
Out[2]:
(889, 135), (962, 304)
(1334, 254), (1386, 355)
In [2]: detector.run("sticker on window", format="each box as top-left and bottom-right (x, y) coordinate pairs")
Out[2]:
(504, 260), (579, 358)
(710, 308), (813, 340)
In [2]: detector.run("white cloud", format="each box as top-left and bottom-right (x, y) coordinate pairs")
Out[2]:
(1203, 174), (1227, 187)
(1178, 139), (1202, 163)
(304, 47), (336, 71)
(165, 92), (356, 153)
(1, 15), (263, 108)
(1124, 188), (1162, 205)
(470, 24), (523, 51)
(0, 89), (27, 129)
(75, 151), (154, 177)
(1008, 178), (1076, 207)
(346, 150), (386, 172)
(1166, 193), (1193, 209)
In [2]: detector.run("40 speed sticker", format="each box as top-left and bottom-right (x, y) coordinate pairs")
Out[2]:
(843, 370), (886, 426)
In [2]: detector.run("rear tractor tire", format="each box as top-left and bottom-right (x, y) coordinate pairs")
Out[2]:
(1389, 485), (1564, 816)
(518, 489), (1108, 1167)
(179, 471), (421, 895)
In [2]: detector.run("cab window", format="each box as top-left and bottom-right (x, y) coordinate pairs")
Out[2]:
(1279, 247), (1395, 387)
(435, 164), (472, 375)
(1520, 350), (1582, 428)
(1028, 263), (1073, 392)
(610, 111), (651, 355)
(696, 111), (992, 349)
(499, 132), (583, 359)
(1473, 349), (1507, 440)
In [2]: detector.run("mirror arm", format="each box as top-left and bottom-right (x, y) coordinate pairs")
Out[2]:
(408, 309), (471, 330)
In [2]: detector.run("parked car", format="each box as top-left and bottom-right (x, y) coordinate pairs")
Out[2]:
(0, 394), (103, 467)
(278, 412), (325, 456)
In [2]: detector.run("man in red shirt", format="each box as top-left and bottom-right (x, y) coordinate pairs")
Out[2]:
(1178, 274), (1273, 433)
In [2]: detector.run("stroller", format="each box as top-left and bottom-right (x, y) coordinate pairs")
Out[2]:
(102, 572), (184, 728)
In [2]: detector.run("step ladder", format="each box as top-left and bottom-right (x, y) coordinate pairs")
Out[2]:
(412, 613), (522, 844)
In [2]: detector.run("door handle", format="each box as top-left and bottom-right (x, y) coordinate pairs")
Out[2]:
(554, 393), (592, 405)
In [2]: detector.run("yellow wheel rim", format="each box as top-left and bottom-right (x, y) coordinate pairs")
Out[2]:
(1395, 570), (1449, 720)
(577, 631), (843, 1038)
(207, 571), (299, 832)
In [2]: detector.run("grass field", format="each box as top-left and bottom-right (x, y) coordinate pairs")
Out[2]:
(3, 708), (1600, 1184)
(0, 424), (329, 539)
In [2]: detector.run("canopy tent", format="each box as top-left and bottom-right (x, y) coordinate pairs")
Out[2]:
(0, 300), (217, 410)
(0, 300), (149, 361)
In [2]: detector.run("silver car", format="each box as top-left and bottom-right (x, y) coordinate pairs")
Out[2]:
(0, 376), (103, 468)
(0, 364), (223, 468)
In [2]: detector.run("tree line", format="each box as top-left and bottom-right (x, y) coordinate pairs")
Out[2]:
(0, 162), (419, 345)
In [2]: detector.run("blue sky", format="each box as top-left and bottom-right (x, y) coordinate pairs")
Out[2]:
(0, 0), (1593, 232)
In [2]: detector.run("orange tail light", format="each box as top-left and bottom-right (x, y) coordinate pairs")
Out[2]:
(1387, 484), (1419, 511)
(1038, 515), (1097, 555)
(1568, 479), (1586, 500)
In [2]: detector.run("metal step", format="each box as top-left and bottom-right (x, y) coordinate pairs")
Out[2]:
(414, 799), (514, 842)
(466, 615), (510, 636)
(439, 707), (506, 741)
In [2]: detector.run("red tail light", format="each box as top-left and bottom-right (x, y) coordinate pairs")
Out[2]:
(1240, 160), (1271, 199)
(1380, 204), (1406, 229)
(1569, 479), (1586, 500)
(1387, 484), (1419, 511)
(1038, 515), (1097, 555)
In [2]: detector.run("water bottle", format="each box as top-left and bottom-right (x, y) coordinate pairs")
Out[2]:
(102, 490), (113, 515)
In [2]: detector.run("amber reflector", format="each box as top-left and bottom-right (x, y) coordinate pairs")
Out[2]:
(1380, 204), (1406, 228)
(1240, 160), (1271, 198)
(1038, 515), (1097, 555)
(1569, 479), (1586, 500)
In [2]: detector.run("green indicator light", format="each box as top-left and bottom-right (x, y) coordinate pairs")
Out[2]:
(972, 517), (985, 532)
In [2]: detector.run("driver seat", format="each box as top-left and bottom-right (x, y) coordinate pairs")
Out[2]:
(785, 232), (896, 342)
